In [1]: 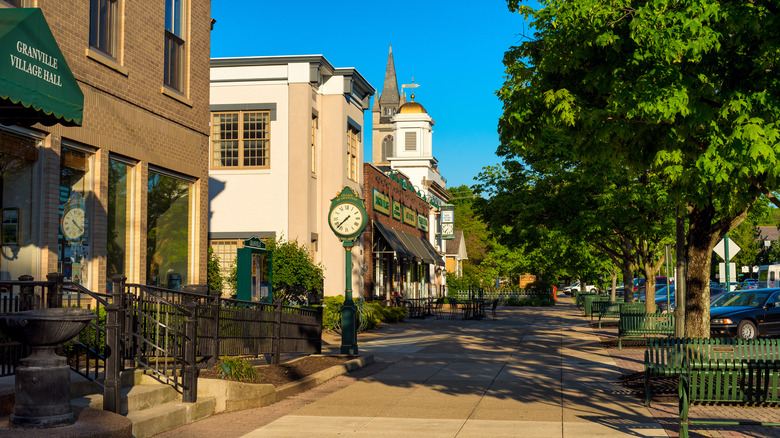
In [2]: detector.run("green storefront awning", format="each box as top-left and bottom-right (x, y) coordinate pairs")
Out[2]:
(0, 8), (83, 126)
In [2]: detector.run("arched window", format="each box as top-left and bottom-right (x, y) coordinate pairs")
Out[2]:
(382, 135), (393, 161)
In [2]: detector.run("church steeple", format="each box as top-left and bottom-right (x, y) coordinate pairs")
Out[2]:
(379, 45), (400, 106)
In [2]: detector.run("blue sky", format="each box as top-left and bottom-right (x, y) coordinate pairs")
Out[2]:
(211, 1), (532, 189)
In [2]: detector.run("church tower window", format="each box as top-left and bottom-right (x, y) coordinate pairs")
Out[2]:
(405, 132), (416, 151)
(382, 135), (393, 161)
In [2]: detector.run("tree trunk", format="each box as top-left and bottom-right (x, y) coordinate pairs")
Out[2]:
(621, 258), (634, 302)
(685, 206), (718, 338)
(642, 263), (657, 313)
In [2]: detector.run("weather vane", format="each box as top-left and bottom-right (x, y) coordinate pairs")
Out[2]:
(401, 77), (420, 97)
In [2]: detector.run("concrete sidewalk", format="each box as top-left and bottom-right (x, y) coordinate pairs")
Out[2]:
(159, 295), (667, 437)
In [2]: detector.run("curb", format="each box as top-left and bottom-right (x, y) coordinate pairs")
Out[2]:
(197, 354), (375, 413)
(275, 355), (375, 401)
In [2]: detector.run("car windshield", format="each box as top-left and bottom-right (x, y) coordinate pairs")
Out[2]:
(711, 292), (740, 307)
(718, 290), (772, 307)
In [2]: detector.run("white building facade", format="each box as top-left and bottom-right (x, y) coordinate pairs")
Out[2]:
(209, 55), (374, 297)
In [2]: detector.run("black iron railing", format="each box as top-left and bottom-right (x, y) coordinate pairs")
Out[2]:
(0, 273), (324, 412)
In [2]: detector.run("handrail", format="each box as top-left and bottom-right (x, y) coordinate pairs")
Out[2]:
(125, 283), (193, 317)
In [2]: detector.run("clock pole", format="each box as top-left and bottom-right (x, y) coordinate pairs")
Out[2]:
(341, 239), (358, 355)
(328, 186), (366, 356)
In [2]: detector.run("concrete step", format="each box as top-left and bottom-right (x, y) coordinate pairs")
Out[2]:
(72, 382), (180, 414)
(126, 396), (216, 438)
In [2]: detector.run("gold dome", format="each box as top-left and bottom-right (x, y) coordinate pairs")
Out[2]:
(398, 94), (427, 114)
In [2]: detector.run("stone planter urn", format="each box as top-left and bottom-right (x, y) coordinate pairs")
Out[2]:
(0, 308), (95, 428)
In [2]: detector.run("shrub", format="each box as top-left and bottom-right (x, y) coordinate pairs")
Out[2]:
(322, 296), (345, 330)
(207, 247), (224, 293)
(216, 356), (259, 382)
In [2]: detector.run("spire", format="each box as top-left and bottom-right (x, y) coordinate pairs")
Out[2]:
(400, 92), (406, 105)
(372, 92), (381, 111)
(379, 45), (400, 105)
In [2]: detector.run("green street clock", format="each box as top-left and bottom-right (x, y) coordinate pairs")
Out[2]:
(328, 186), (367, 355)
(328, 187), (367, 242)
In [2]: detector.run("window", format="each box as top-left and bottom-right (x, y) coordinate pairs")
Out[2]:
(146, 170), (192, 289)
(405, 131), (416, 151)
(311, 116), (317, 174)
(0, 0), (31, 7)
(211, 240), (239, 294)
(382, 135), (393, 161)
(164, 0), (185, 91)
(89, 0), (119, 58)
(211, 111), (270, 169)
(347, 127), (359, 182)
(107, 158), (133, 288)
(59, 146), (94, 287)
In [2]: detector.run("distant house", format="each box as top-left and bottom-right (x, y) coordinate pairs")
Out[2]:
(445, 230), (468, 277)
(757, 226), (780, 245)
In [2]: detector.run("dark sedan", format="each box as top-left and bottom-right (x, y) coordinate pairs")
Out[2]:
(710, 288), (780, 339)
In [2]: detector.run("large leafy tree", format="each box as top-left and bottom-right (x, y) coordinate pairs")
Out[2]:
(499, 0), (780, 336)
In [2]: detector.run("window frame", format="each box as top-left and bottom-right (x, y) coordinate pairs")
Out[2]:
(347, 127), (359, 182)
(311, 116), (317, 174)
(89, 0), (120, 59)
(211, 110), (271, 170)
(164, 0), (187, 93)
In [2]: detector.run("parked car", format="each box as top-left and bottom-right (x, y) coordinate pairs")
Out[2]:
(710, 290), (742, 308)
(562, 282), (597, 295)
(710, 288), (780, 339)
(655, 285), (727, 312)
(757, 264), (780, 289)
(737, 279), (759, 290)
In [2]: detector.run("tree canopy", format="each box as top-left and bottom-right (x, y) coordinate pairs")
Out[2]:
(492, 0), (780, 336)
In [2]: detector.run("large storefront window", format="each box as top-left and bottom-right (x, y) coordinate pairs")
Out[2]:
(0, 130), (38, 280)
(107, 158), (133, 288)
(146, 170), (191, 289)
(59, 146), (93, 286)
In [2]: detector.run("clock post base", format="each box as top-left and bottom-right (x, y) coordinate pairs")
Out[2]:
(340, 303), (358, 355)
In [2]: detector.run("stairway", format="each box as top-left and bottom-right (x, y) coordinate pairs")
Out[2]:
(69, 371), (215, 438)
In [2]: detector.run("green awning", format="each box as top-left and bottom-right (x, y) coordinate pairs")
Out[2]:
(0, 8), (83, 126)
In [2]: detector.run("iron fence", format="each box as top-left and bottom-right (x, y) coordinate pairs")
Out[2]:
(0, 274), (324, 411)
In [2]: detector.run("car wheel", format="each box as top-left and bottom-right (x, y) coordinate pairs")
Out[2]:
(737, 320), (758, 340)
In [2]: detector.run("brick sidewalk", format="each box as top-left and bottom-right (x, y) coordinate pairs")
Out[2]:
(589, 317), (780, 438)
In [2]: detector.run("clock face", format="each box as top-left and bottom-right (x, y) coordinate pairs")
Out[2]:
(329, 202), (364, 237)
(62, 208), (86, 240)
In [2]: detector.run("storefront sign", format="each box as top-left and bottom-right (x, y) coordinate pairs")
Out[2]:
(392, 200), (402, 220)
(417, 214), (428, 232)
(403, 206), (416, 226)
(373, 189), (391, 216)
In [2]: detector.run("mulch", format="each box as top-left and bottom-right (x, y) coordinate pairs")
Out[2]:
(198, 355), (352, 386)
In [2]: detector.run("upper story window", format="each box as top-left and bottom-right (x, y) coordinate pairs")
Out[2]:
(311, 116), (317, 174)
(89, 0), (119, 58)
(347, 127), (359, 182)
(211, 111), (270, 169)
(0, 0), (32, 7)
(164, 0), (185, 91)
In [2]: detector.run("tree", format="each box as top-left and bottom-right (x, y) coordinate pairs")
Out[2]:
(266, 236), (324, 302)
(207, 247), (224, 293)
(498, 0), (780, 336)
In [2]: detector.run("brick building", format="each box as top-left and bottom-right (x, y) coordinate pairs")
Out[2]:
(362, 162), (443, 301)
(0, 2), (211, 292)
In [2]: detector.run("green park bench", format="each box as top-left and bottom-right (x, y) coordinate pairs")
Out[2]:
(595, 301), (643, 328)
(644, 337), (780, 406)
(583, 294), (609, 318)
(679, 358), (780, 438)
(575, 292), (598, 309)
(618, 312), (674, 349)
